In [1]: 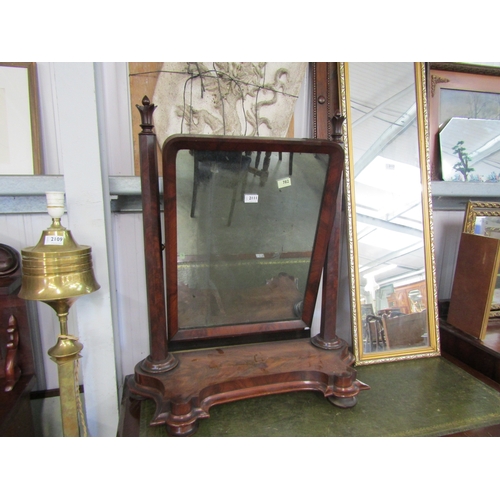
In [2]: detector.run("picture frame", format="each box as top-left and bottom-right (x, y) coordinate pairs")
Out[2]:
(428, 62), (500, 181)
(463, 200), (500, 236)
(447, 232), (500, 339)
(128, 62), (306, 175)
(0, 62), (42, 175)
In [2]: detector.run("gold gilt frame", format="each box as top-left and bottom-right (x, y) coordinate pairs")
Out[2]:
(463, 201), (500, 234)
(339, 62), (440, 365)
(463, 200), (500, 318)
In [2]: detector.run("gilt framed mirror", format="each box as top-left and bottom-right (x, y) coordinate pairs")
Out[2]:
(162, 134), (344, 348)
(339, 62), (440, 364)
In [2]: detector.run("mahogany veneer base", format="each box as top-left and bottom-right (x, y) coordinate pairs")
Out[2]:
(129, 338), (368, 436)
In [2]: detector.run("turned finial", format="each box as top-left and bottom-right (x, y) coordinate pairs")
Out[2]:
(330, 113), (345, 142)
(136, 96), (157, 134)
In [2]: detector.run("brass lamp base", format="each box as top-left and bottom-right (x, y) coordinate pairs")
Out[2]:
(45, 298), (87, 437)
(50, 346), (83, 437)
(19, 196), (99, 437)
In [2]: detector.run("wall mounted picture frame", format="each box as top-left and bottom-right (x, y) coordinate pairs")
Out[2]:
(128, 62), (307, 175)
(429, 62), (500, 182)
(0, 62), (42, 175)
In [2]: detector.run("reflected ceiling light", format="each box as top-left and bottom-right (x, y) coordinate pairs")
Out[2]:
(363, 264), (397, 279)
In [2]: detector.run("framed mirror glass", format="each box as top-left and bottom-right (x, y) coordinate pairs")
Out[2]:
(339, 62), (440, 364)
(428, 63), (500, 181)
(439, 118), (500, 182)
(162, 134), (344, 346)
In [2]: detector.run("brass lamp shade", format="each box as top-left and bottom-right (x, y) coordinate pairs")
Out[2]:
(19, 220), (100, 302)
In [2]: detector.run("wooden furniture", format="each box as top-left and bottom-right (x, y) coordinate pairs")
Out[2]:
(365, 315), (386, 351)
(0, 244), (36, 436)
(118, 357), (500, 437)
(448, 232), (500, 340)
(382, 310), (427, 349)
(440, 300), (500, 386)
(386, 281), (427, 315)
(126, 97), (369, 436)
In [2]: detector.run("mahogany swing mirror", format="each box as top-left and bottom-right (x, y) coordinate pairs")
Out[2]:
(339, 62), (440, 365)
(165, 136), (333, 342)
(129, 98), (369, 436)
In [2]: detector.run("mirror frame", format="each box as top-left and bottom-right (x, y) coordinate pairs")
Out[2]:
(162, 133), (345, 346)
(463, 200), (500, 234)
(429, 62), (500, 181)
(339, 62), (441, 364)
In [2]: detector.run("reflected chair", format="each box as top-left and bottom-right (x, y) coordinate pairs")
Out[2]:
(249, 151), (294, 186)
(365, 314), (387, 351)
(382, 310), (427, 349)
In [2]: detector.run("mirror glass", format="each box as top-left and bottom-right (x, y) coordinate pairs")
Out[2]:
(439, 118), (500, 182)
(175, 149), (327, 329)
(162, 136), (343, 344)
(340, 62), (440, 363)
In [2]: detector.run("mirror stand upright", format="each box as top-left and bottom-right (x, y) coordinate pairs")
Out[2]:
(127, 97), (369, 437)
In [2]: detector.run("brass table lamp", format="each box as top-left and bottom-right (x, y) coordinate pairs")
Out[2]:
(19, 192), (100, 437)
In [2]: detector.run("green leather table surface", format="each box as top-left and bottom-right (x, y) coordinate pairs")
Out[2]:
(138, 356), (500, 437)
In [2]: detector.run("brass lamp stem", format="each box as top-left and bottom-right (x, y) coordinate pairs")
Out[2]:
(46, 299), (85, 437)
(58, 312), (68, 336)
(51, 217), (62, 229)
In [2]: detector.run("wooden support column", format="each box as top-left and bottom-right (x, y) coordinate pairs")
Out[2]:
(136, 97), (177, 373)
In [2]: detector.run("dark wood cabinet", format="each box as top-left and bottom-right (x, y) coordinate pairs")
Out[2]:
(0, 244), (36, 436)
(440, 300), (500, 385)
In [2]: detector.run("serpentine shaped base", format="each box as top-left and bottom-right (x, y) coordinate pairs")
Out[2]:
(130, 337), (369, 436)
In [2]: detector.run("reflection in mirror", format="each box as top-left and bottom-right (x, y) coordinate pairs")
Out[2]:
(439, 118), (500, 182)
(340, 62), (440, 363)
(175, 149), (327, 329)
(162, 134), (344, 346)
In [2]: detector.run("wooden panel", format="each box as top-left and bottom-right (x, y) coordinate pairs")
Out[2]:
(448, 232), (500, 339)
(383, 310), (427, 349)
(440, 318), (500, 385)
(312, 62), (339, 140)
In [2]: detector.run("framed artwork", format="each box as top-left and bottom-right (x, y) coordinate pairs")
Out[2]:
(0, 62), (42, 174)
(128, 62), (307, 175)
(429, 62), (500, 181)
